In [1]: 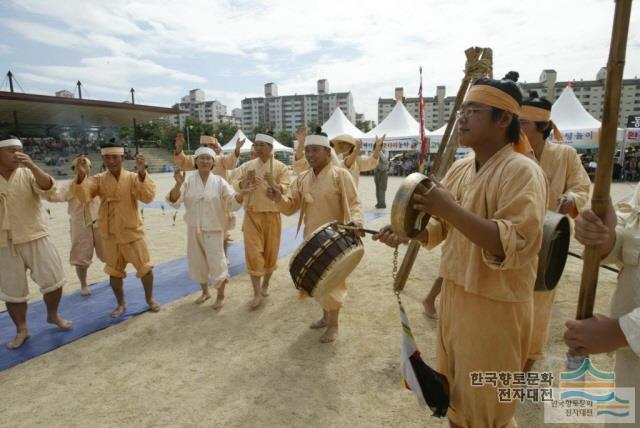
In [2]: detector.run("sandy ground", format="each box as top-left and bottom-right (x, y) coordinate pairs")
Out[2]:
(0, 172), (637, 428)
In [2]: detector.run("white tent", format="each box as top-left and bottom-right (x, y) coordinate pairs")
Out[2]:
(550, 86), (603, 149)
(321, 107), (366, 139)
(365, 101), (427, 139)
(361, 101), (428, 153)
(221, 129), (252, 152)
(221, 130), (293, 153)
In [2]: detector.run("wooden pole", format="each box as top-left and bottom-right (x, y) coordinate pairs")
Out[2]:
(575, 0), (632, 320)
(393, 47), (492, 292)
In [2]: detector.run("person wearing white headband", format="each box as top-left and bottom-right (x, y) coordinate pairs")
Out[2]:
(0, 137), (72, 349)
(266, 133), (363, 343)
(332, 133), (385, 188)
(167, 146), (254, 308)
(174, 134), (246, 255)
(71, 142), (160, 317)
(47, 156), (105, 296)
(232, 133), (290, 309)
(519, 91), (590, 373)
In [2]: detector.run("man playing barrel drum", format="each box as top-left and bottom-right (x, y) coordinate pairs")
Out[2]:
(375, 76), (547, 427)
(267, 132), (363, 343)
(519, 91), (591, 372)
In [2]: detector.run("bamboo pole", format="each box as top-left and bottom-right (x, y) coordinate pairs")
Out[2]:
(575, 0), (633, 320)
(393, 47), (492, 292)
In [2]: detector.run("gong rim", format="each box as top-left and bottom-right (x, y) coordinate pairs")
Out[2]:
(534, 211), (571, 291)
(390, 172), (433, 238)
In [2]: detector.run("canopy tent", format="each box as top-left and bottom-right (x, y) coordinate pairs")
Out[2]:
(321, 107), (366, 139)
(221, 129), (252, 152)
(422, 122), (471, 158)
(0, 90), (180, 129)
(361, 101), (428, 154)
(365, 101), (427, 139)
(550, 86), (603, 149)
(221, 130), (293, 153)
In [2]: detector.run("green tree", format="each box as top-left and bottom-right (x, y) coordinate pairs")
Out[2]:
(212, 121), (240, 144)
(355, 120), (372, 133)
(306, 120), (321, 133)
(252, 123), (273, 139)
(275, 130), (293, 147)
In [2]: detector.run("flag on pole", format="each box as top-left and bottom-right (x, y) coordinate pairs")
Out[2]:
(399, 297), (449, 417)
(418, 67), (428, 170)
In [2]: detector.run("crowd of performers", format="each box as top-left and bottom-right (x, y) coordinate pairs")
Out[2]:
(0, 73), (638, 427)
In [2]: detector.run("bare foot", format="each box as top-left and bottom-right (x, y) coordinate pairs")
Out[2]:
(320, 325), (338, 343)
(111, 305), (126, 318)
(47, 316), (73, 330)
(422, 298), (438, 319)
(212, 297), (225, 310)
(195, 294), (211, 304)
(80, 286), (91, 296)
(6, 331), (30, 349)
(309, 318), (328, 329)
(249, 295), (262, 310)
(261, 283), (270, 297)
(147, 300), (161, 312)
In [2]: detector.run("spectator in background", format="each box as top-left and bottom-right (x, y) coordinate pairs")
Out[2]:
(374, 150), (389, 209)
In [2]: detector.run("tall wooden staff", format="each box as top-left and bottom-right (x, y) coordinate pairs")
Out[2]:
(393, 47), (492, 291)
(575, 0), (632, 320)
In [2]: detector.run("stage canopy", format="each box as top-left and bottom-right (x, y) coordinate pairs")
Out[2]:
(0, 91), (180, 129)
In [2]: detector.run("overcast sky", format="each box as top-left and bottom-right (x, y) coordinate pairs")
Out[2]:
(1, 0), (639, 124)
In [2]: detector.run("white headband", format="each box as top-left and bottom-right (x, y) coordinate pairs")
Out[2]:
(255, 134), (274, 145)
(101, 147), (125, 155)
(194, 147), (216, 158)
(305, 135), (330, 147)
(0, 138), (22, 148)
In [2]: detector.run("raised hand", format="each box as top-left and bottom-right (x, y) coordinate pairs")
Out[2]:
(296, 127), (307, 144)
(173, 169), (186, 186)
(75, 155), (90, 179)
(175, 132), (185, 154)
(236, 138), (246, 151)
(374, 134), (386, 152)
(135, 154), (147, 177)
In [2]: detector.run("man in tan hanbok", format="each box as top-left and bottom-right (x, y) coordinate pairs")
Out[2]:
(0, 137), (72, 349)
(292, 128), (385, 187)
(72, 143), (159, 317)
(47, 156), (104, 296)
(267, 133), (363, 343)
(332, 133), (384, 187)
(375, 77), (547, 427)
(519, 92), (591, 372)
(232, 134), (290, 309)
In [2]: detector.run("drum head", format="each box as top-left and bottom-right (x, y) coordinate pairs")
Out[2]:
(535, 212), (570, 291)
(391, 173), (433, 238)
(313, 246), (365, 298)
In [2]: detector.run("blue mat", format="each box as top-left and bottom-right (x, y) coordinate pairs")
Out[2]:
(0, 211), (385, 371)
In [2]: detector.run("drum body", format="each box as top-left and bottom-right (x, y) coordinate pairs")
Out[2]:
(289, 223), (364, 297)
(535, 211), (570, 291)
